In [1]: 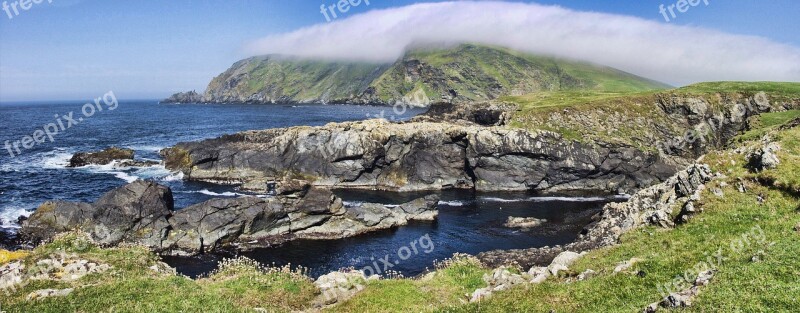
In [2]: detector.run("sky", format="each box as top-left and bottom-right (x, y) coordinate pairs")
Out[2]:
(0, 0), (798, 102)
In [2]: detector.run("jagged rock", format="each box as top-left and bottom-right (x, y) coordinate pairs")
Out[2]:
(504, 217), (547, 229)
(748, 142), (781, 171)
(26, 288), (74, 300)
(68, 147), (134, 167)
(20, 180), (173, 247)
(649, 211), (674, 228)
(20, 181), (439, 256)
(470, 267), (527, 302)
(162, 119), (678, 195)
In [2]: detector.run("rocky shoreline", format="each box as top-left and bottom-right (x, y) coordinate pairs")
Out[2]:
(19, 180), (439, 256)
(10, 89), (799, 279)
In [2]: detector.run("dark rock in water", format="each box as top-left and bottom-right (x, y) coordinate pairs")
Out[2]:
(20, 181), (439, 256)
(68, 147), (159, 168)
(162, 90), (204, 104)
(68, 147), (135, 167)
(20, 180), (173, 246)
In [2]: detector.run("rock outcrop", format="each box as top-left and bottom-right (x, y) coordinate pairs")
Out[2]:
(161, 90), (203, 104)
(161, 119), (677, 195)
(68, 147), (135, 167)
(20, 181), (439, 256)
(68, 147), (158, 168)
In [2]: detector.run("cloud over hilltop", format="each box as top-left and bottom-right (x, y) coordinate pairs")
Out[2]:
(244, 1), (800, 86)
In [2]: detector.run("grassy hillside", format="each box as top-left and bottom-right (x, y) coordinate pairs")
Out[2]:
(201, 44), (670, 105)
(503, 82), (800, 150)
(203, 56), (390, 103)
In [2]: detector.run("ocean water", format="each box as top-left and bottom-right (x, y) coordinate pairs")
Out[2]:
(0, 100), (618, 277)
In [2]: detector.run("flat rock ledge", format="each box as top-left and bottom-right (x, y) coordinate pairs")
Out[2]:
(19, 180), (439, 256)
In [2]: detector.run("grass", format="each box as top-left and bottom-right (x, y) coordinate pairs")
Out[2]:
(736, 109), (800, 142)
(2, 233), (316, 313)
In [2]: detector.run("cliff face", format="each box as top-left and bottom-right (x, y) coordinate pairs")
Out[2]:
(161, 87), (799, 195)
(162, 120), (676, 194)
(175, 44), (669, 106)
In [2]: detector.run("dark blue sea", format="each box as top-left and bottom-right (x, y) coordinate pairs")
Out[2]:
(0, 100), (617, 277)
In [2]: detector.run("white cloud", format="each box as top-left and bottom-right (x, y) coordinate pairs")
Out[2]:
(244, 1), (800, 86)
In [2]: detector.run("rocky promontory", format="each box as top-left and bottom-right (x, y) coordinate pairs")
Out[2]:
(160, 88), (798, 196)
(20, 180), (439, 256)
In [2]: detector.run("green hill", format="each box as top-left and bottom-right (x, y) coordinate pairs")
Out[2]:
(193, 44), (670, 106)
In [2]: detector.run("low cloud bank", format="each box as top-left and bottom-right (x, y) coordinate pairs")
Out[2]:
(245, 1), (800, 86)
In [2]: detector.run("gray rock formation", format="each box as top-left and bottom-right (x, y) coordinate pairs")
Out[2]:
(161, 119), (677, 195)
(161, 90), (203, 104)
(747, 142), (781, 171)
(20, 181), (439, 256)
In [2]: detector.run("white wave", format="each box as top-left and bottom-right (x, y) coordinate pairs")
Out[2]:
(479, 195), (629, 203)
(439, 200), (468, 207)
(185, 189), (246, 197)
(0, 206), (33, 229)
(39, 148), (75, 169)
(161, 171), (185, 182)
(112, 171), (140, 183)
(125, 144), (166, 152)
(342, 201), (363, 207)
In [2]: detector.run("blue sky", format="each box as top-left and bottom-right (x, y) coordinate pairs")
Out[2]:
(0, 0), (798, 101)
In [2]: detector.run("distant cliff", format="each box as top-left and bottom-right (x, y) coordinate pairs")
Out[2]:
(165, 44), (670, 106)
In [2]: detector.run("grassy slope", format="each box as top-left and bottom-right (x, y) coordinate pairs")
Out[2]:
(503, 82), (800, 150)
(206, 44), (670, 104)
(205, 56), (389, 102)
(368, 44), (669, 103)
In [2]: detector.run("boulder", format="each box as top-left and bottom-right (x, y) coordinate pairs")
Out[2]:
(21, 180), (173, 246)
(748, 142), (781, 171)
(504, 217), (546, 229)
(314, 270), (376, 305)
